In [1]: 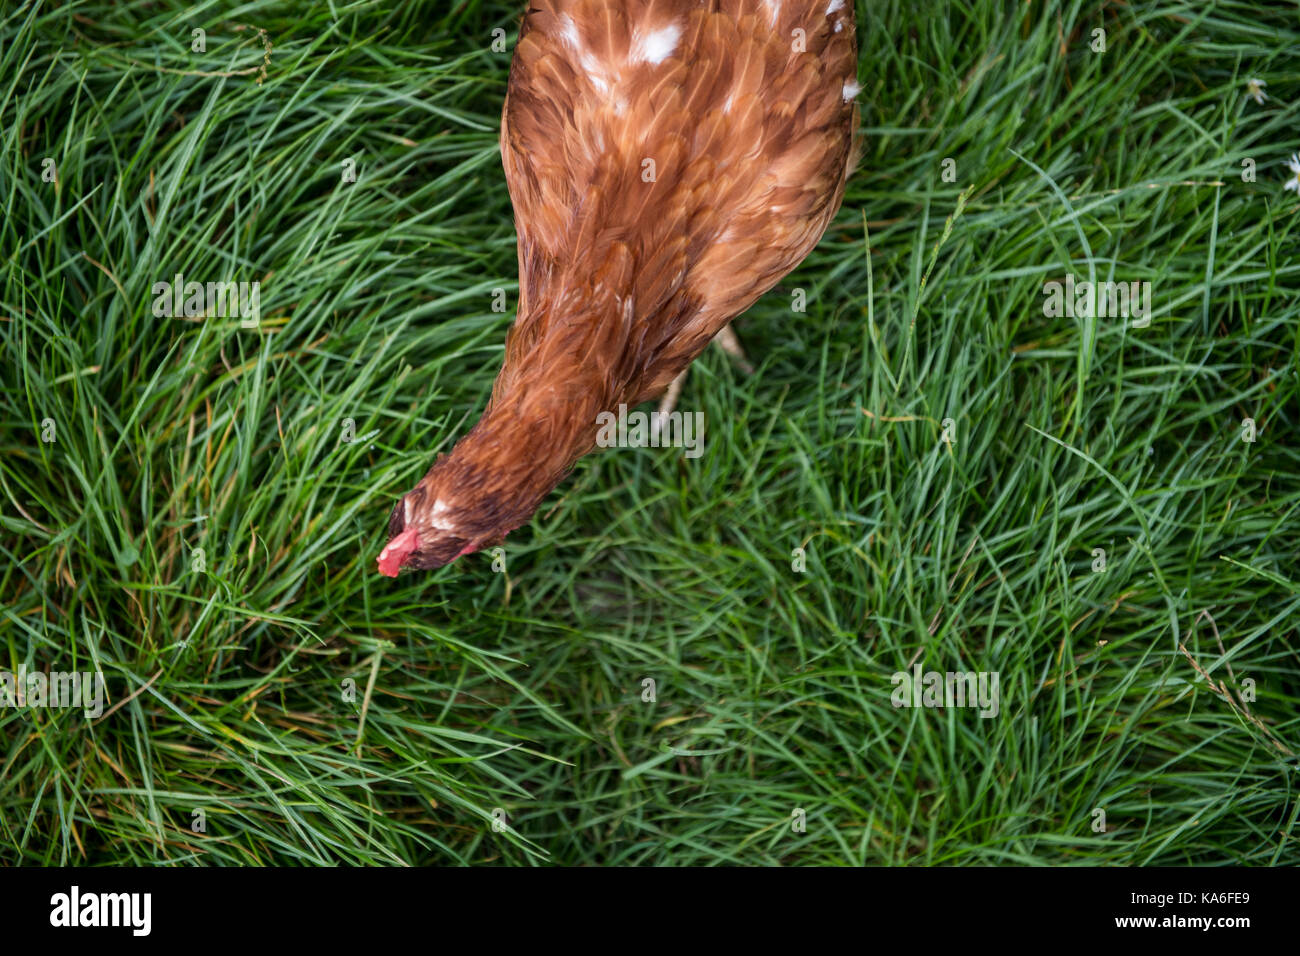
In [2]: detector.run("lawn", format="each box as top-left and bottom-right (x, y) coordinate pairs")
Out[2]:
(1, 0), (1297, 865)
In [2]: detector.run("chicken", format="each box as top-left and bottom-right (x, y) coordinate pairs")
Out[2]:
(377, 0), (859, 576)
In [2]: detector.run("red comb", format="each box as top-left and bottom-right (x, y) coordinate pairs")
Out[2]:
(376, 526), (419, 577)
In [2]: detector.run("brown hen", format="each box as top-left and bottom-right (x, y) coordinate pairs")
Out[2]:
(378, 0), (859, 575)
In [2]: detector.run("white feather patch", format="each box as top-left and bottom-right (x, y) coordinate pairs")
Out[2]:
(631, 23), (682, 65)
(559, 15), (581, 50)
(429, 499), (457, 532)
(558, 13), (616, 92)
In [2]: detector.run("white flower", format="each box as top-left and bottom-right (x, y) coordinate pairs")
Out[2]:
(1246, 78), (1268, 106)
(1285, 153), (1300, 195)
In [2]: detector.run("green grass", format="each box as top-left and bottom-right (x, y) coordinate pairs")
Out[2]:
(2, 0), (1298, 866)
